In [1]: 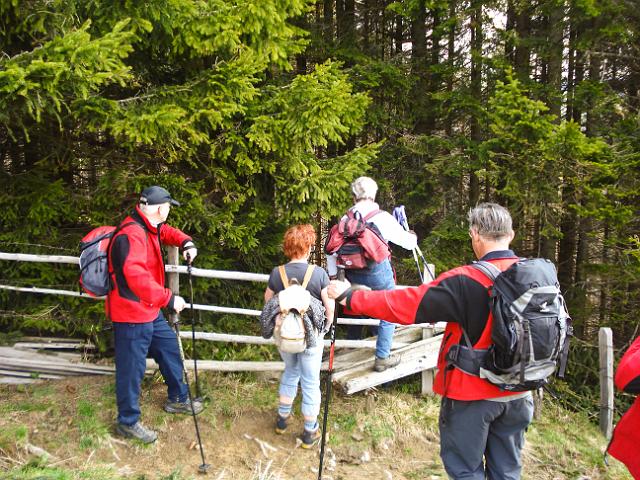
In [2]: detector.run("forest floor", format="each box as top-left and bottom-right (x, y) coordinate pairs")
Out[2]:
(0, 371), (632, 480)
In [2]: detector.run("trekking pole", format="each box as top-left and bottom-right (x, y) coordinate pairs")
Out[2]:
(172, 311), (210, 474)
(392, 206), (424, 283)
(318, 266), (345, 480)
(186, 253), (202, 400)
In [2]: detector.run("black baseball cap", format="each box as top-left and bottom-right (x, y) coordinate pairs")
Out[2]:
(139, 186), (181, 206)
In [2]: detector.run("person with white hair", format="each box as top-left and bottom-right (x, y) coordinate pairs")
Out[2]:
(328, 203), (535, 479)
(107, 185), (202, 443)
(326, 176), (418, 371)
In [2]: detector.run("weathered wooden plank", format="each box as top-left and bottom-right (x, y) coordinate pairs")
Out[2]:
(332, 336), (441, 394)
(0, 377), (40, 384)
(0, 356), (116, 375)
(179, 331), (410, 349)
(0, 369), (63, 379)
(331, 328), (443, 373)
(599, 327), (614, 439)
(0, 252), (79, 264)
(14, 342), (94, 351)
(421, 326), (435, 395)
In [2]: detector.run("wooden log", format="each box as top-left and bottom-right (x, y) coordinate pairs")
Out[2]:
(13, 342), (94, 351)
(0, 369), (63, 380)
(0, 284), (104, 299)
(149, 359), (286, 372)
(421, 325), (435, 395)
(0, 377), (40, 384)
(148, 359), (352, 373)
(599, 327), (614, 439)
(178, 331), (409, 349)
(165, 264), (269, 283)
(0, 252), (78, 264)
(0, 356), (116, 375)
(167, 246), (180, 326)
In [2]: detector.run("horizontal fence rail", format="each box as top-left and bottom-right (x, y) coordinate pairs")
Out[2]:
(0, 284), (441, 329)
(0, 251), (441, 329)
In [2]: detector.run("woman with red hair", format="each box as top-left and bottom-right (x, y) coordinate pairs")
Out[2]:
(264, 224), (335, 448)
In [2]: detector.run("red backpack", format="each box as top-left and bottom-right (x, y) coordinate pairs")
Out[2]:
(78, 222), (136, 296)
(325, 209), (390, 269)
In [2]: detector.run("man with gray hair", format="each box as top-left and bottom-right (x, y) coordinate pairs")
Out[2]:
(329, 203), (534, 479)
(108, 186), (203, 443)
(326, 176), (417, 371)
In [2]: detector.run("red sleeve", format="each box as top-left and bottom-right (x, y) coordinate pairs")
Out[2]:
(160, 224), (192, 248)
(348, 285), (428, 325)
(347, 267), (483, 329)
(120, 230), (173, 307)
(616, 337), (640, 393)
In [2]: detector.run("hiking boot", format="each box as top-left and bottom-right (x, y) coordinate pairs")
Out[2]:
(275, 414), (289, 434)
(116, 422), (158, 444)
(374, 355), (400, 372)
(164, 398), (204, 415)
(300, 428), (321, 449)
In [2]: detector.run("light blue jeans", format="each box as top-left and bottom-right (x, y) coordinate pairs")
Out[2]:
(346, 259), (396, 359)
(278, 341), (324, 419)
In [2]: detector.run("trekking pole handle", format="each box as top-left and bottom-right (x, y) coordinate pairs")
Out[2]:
(336, 265), (345, 282)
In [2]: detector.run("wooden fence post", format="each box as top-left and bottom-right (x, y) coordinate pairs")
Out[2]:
(421, 325), (435, 395)
(167, 246), (180, 324)
(599, 327), (614, 439)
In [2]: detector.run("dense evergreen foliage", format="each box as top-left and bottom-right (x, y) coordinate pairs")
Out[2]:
(1, 1), (639, 381)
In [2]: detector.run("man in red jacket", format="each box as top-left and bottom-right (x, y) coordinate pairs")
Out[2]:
(608, 336), (640, 478)
(108, 186), (202, 443)
(329, 203), (534, 479)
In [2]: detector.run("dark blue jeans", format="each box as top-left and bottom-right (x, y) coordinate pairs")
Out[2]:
(345, 259), (396, 359)
(113, 312), (188, 426)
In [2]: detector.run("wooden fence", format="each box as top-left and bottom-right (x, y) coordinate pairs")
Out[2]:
(0, 249), (442, 394)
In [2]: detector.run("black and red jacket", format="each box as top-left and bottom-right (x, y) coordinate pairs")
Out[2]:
(345, 250), (520, 400)
(608, 336), (640, 478)
(106, 206), (192, 323)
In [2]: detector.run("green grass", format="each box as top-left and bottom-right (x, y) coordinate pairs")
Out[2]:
(0, 425), (28, 451)
(76, 400), (109, 450)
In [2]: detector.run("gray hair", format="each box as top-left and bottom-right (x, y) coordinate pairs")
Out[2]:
(468, 203), (513, 240)
(351, 176), (378, 201)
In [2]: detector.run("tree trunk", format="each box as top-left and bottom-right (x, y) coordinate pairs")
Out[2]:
(411, 0), (428, 134)
(469, 0), (483, 206)
(324, 0), (334, 43)
(514, 3), (531, 81)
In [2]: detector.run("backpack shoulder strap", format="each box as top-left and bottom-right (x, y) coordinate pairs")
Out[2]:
(106, 221), (138, 257)
(301, 264), (315, 289)
(362, 209), (381, 222)
(278, 265), (289, 288)
(471, 260), (502, 281)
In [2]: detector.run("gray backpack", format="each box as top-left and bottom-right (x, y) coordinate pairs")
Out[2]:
(450, 258), (572, 392)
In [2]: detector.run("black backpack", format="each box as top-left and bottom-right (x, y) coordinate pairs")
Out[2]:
(450, 258), (572, 392)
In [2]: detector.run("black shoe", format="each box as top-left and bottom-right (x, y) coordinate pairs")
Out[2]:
(300, 428), (321, 449)
(374, 355), (400, 372)
(275, 415), (288, 434)
(164, 398), (204, 414)
(116, 422), (158, 444)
